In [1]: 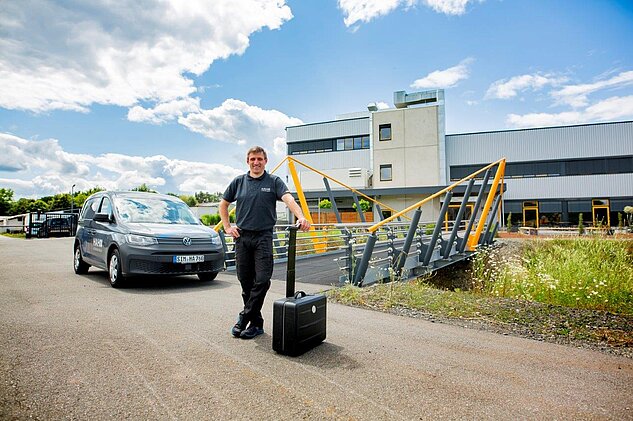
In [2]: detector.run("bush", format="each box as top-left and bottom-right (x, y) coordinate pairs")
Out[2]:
(352, 199), (371, 212)
(578, 213), (585, 235)
(318, 199), (332, 209)
(200, 213), (233, 226)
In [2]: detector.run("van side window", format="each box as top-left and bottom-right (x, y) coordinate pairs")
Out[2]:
(99, 197), (112, 216)
(80, 198), (98, 221)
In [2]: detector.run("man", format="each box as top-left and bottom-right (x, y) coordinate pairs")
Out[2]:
(219, 146), (310, 339)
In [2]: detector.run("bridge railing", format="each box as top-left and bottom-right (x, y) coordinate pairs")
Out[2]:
(344, 158), (507, 286)
(218, 157), (506, 286)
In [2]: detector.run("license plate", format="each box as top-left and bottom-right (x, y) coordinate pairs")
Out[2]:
(173, 255), (204, 264)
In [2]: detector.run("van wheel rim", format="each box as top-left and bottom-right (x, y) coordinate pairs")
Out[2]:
(109, 255), (118, 283)
(74, 248), (80, 270)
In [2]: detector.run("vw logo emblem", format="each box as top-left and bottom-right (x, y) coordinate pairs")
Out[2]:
(182, 237), (192, 246)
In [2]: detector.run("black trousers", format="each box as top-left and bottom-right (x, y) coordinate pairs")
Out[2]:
(234, 230), (273, 327)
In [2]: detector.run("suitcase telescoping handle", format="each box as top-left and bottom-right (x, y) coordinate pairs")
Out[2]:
(286, 224), (299, 298)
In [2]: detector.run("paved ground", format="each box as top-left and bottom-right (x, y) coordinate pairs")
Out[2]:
(1, 236), (632, 420)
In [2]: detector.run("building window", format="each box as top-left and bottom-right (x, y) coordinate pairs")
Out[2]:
(379, 124), (391, 141)
(380, 164), (392, 181)
(289, 136), (370, 155)
(449, 155), (633, 181)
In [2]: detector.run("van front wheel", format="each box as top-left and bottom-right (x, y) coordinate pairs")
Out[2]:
(108, 249), (126, 288)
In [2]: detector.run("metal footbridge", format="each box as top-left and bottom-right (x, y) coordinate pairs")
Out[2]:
(216, 157), (507, 287)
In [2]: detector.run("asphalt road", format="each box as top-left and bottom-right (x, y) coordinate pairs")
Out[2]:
(1, 236), (632, 420)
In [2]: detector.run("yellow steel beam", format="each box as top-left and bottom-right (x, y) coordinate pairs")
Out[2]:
(288, 156), (405, 218)
(466, 159), (506, 250)
(287, 158), (326, 253)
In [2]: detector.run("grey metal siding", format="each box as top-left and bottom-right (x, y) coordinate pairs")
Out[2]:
(503, 173), (633, 200)
(287, 118), (370, 143)
(446, 121), (633, 166)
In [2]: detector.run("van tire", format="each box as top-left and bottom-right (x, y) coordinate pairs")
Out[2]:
(74, 245), (90, 274)
(108, 249), (126, 288)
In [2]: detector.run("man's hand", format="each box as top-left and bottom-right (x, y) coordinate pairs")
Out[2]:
(225, 226), (240, 238)
(296, 217), (310, 232)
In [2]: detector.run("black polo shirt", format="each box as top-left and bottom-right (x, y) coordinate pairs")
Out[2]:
(222, 171), (289, 231)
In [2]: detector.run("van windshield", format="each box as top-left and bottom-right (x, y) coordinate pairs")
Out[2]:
(114, 197), (199, 225)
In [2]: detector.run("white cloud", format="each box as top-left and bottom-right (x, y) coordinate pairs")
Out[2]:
(376, 102), (390, 109)
(506, 95), (633, 128)
(127, 98), (201, 124)
(0, 133), (244, 198)
(178, 99), (302, 155)
(551, 70), (633, 108)
(339, 0), (477, 27)
(411, 58), (473, 89)
(486, 74), (568, 99)
(0, 0), (293, 113)
(425, 0), (474, 15)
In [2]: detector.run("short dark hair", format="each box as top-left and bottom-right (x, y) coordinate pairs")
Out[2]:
(246, 146), (267, 160)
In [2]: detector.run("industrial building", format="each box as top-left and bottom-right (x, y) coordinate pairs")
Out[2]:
(285, 90), (633, 228)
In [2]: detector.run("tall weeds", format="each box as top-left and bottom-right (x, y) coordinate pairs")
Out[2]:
(471, 238), (633, 314)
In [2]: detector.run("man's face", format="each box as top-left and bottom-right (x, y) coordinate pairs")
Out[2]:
(247, 152), (267, 176)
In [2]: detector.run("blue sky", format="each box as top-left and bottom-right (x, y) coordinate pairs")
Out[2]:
(1, 0), (632, 200)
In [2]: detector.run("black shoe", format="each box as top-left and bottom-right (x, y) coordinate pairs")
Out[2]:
(231, 315), (247, 338)
(240, 325), (264, 339)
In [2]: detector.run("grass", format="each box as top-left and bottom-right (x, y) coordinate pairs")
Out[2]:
(328, 238), (633, 354)
(1, 232), (25, 239)
(470, 238), (633, 314)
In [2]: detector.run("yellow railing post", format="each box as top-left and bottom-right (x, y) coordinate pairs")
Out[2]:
(466, 159), (506, 250)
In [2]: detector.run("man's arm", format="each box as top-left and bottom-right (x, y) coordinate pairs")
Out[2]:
(219, 199), (240, 238)
(281, 193), (310, 231)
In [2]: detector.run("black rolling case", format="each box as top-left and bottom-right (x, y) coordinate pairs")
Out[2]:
(273, 226), (326, 356)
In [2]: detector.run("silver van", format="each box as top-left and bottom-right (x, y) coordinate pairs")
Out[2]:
(73, 191), (225, 287)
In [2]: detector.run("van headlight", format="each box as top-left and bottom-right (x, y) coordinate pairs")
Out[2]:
(211, 234), (222, 245)
(125, 234), (158, 246)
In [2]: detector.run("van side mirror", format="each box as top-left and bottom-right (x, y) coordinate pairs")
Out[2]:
(94, 213), (113, 223)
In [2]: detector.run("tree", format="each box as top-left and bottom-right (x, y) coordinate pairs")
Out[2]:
(30, 200), (49, 212)
(10, 198), (35, 215)
(131, 183), (156, 193)
(195, 191), (222, 204)
(49, 193), (72, 211)
(179, 195), (198, 207)
(0, 188), (14, 215)
(73, 187), (104, 209)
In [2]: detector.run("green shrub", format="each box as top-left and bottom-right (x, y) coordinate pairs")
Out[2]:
(578, 213), (585, 235)
(200, 213), (232, 226)
(318, 199), (332, 209)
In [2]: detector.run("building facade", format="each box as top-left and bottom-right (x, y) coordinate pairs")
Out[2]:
(286, 90), (633, 228)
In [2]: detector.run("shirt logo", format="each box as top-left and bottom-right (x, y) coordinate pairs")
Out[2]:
(261, 187), (271, 192)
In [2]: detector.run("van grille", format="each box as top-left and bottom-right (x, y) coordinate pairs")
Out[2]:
(156, 237), (211, 246)
(129, 259), (224, 274)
